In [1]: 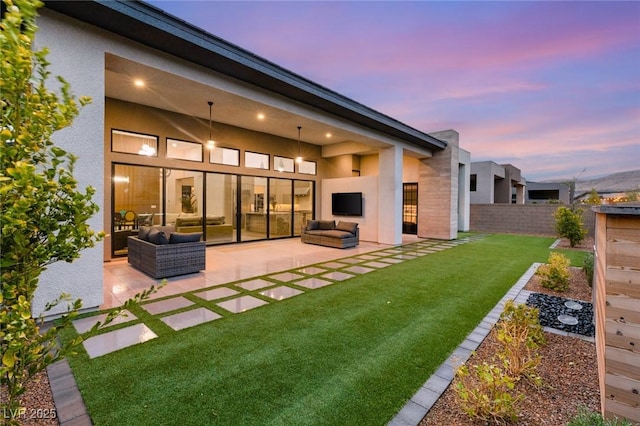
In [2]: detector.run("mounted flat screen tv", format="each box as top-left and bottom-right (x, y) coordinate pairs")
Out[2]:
(332, 192), (363, 216)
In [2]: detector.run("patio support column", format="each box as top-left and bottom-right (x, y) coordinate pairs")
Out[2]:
(419, 130), (459, 240)
(378, 145), (403, 245)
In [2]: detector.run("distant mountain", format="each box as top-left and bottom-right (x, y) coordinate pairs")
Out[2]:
(543, 169), (640, 196)
(575, 169), (640, 194)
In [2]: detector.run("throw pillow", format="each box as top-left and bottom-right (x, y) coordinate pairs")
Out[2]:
(318, 220), (335, 230)
(138, 226), (152, 241)
(147, 227), (169, 245)
(306, 220), (320, 231)
(169, 232), (203, 244)
(336, 221), (358, 234)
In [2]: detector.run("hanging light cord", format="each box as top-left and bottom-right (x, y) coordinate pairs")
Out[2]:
(296, 126), (302, 163)
(208, 101), (213, 143)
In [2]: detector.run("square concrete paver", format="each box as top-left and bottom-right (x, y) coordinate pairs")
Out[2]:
(321, 271), (356, 281)
(73, 310), (137, 334)
(295, 277), (334, 289)
(356, 254), (381, 260)
(217, 295), (268, 313)
(236, 279), (274, 291)
(338, 257), (362, 264)
(161, 307), (221, 331)
(260, 286), (303, 300)
(82, 323), (157, 358)
(295, 266), (328, 275)
(142, 296), (194, 315)
(393, 254), (418, 260)
(318, 261), (348, 269)
(268, 272), (306, 282)
(344, 265), (376, 274)
(363, 261), (392, 269)
(194, 287), (239, 301)
(377, 257), (404, 264)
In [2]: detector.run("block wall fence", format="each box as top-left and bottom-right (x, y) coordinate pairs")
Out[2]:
(470, 204), (596, 237)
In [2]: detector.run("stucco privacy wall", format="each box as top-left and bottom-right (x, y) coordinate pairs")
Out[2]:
(418, 130), (460, 240)
(470, 204), (596, 236)
(32, 11), (106, 316)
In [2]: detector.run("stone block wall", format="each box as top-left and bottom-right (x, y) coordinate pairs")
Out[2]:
(470, 204), (595, 237)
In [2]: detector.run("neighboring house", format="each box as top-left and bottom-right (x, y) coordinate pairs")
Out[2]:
(526, 182), (571, 204)
(33, 1), (471, 316)
(470, 161), (526, 204)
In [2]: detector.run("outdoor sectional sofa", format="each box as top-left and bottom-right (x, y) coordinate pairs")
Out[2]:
(301, 220), (359, 249)
(127, 226), (205, 278)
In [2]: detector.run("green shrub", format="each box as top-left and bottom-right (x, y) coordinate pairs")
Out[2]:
(583, 252), (594, 287)
(566, 406), (635, 425)
(454, 301), (546, 423)
(537, 252), (571, 292)
(454, 362), (522, 424)
(494, 300), (545, 384)
(554, 206), (588, 247)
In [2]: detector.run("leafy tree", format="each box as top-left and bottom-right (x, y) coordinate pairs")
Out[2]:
(585, 188), (601, 205)
(623, 190), (638, 202)
(553, 206), (587, 248)
(1, 0), (160, 420)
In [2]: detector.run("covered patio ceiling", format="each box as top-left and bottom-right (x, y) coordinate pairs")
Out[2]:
(105, 55), (393, 155)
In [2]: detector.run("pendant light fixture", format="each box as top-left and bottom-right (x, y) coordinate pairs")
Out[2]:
(206, 101), (215, 149)
(295, 126), (303, 164)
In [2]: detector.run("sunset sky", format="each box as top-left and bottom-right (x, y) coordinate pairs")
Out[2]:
(147, 1), (640, 182)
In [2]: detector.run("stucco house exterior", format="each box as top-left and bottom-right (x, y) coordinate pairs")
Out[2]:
(470, 161), (526, 204)
(525, 181), (571, 204)
(32, 1), (470, 316)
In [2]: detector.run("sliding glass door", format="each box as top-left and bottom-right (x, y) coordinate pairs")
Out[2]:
(205, 173), (237, 244)
(240, 176), (268, 242)
(112, 164), (315, 256)
(268, 178), (292, 238)
(112, 164), (162, 256)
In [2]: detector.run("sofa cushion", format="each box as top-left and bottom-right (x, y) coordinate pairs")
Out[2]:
(138, 226), (152, 241)
(306, 220), (319, 231)
(317, 230), (355, 239)
(176, 217), (201, 227)
(169, 232), (203, 244)
(148, 227), (169, 245)
(206, 216), (225, 225)
(335, 221), (358, 234)
(318, 220), (336, 230)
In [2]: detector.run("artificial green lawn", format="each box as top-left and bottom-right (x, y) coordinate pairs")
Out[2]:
(65, 234), (585, 425)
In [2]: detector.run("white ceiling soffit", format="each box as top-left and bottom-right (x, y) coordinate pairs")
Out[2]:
(105, 55), (399, 152)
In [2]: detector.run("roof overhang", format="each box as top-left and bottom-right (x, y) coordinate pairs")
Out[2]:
(43, 0), (447, 152)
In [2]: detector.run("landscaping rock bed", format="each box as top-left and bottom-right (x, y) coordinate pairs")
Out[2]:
(421, 260), (599, 425)
(526, 292), (595, 337)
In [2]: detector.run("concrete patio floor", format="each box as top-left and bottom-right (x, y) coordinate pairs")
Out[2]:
(102, 236), (421, 310)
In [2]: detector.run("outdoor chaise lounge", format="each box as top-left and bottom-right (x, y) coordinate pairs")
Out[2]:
(301, 220), (359, 249)
(127, 226), (206, 278)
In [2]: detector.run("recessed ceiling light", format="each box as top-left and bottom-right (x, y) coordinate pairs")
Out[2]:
(325, 133), (332, 138)
(257, 113), (265, 120)
(134, 79), (145, 87)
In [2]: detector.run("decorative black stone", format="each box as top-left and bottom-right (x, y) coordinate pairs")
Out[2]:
(526, 293), (595, 337)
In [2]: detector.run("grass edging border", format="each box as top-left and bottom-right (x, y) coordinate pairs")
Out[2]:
(388, 262), (540, 426)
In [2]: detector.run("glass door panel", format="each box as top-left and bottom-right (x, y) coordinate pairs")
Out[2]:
(165, 169), (204, 238)
(112, 164), (162, 257)
(403, 182), (418, 234)
(205, 173), (237, 244)
(240, 176), (268, 242)
(268, 178), (293, 238)
(293, 181), (314, 235)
